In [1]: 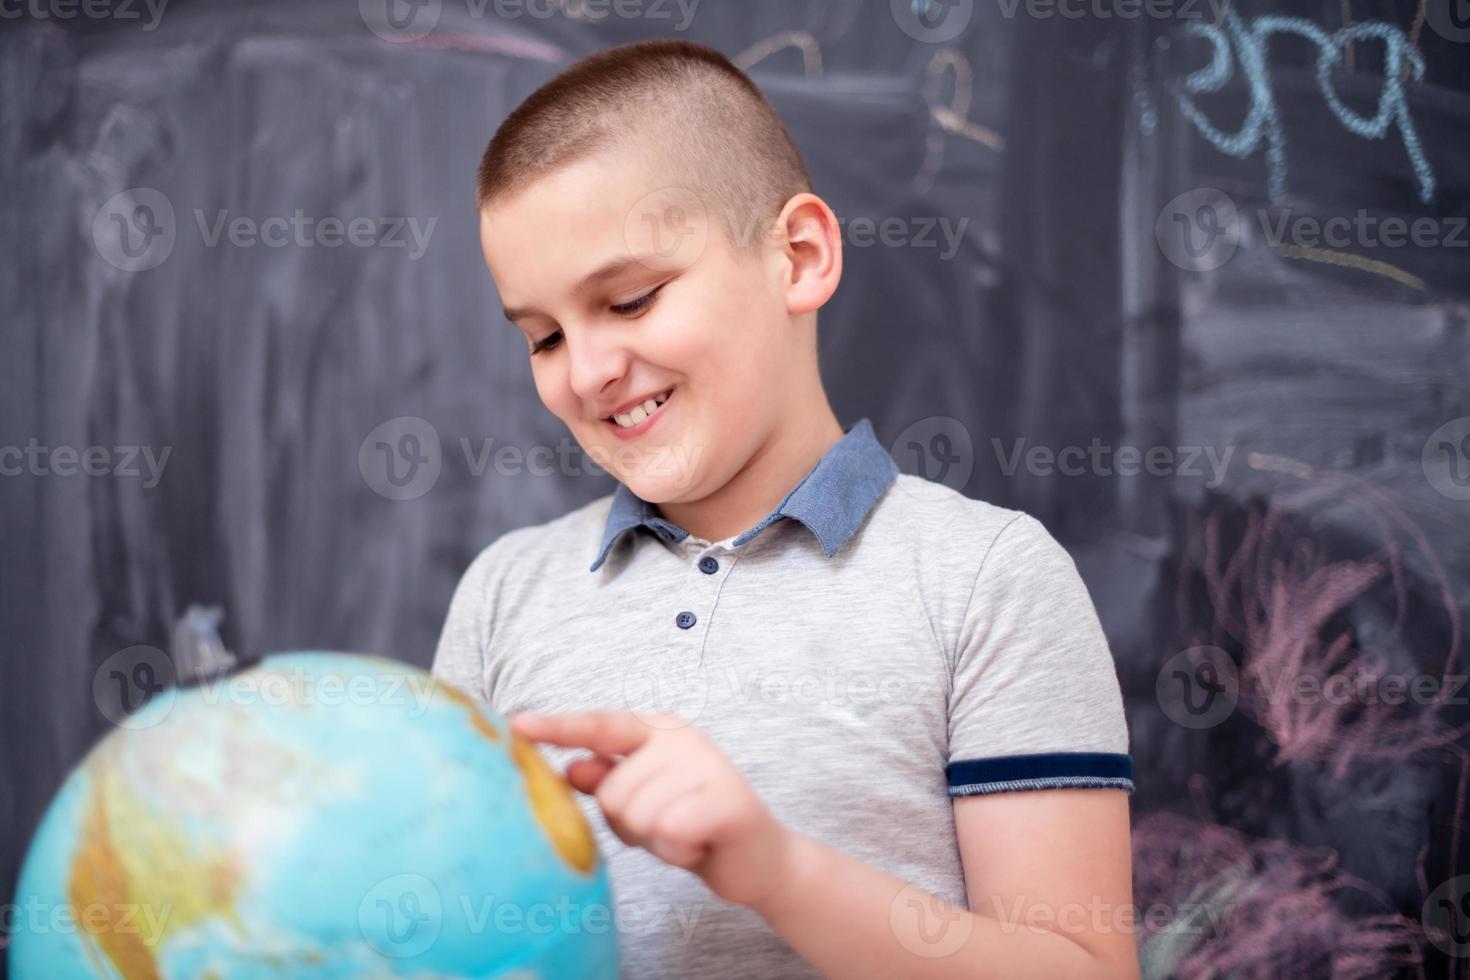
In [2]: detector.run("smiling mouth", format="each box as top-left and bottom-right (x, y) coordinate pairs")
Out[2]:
(604, 387), (675, 431)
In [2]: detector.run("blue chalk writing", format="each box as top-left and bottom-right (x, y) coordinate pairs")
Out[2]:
(1172, 10), (1434, 204)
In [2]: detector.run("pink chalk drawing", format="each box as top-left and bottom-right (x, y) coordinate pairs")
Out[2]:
(1178, 457), (1470, 772)
(1165, 455), (1470, 978)
(1194, 514), (1466, 773)
(1132, 809), (1426, 979)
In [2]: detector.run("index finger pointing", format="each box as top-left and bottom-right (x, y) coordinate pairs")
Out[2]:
(509, 710), (659, 757)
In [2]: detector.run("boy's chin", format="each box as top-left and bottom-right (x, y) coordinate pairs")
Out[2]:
(614, 455), (704, 502)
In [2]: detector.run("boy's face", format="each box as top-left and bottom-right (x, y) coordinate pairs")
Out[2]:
(481, 149), (803, 505)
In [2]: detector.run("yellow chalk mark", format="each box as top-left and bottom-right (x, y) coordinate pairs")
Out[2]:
(930, 106), (1004, 152)
(1247, 452), (1316, 479)
(1274, 244), (1426, 291)
(734, 32), (823, 78)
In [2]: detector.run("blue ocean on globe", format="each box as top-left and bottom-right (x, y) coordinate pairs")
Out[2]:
(9, 651), (619, 979)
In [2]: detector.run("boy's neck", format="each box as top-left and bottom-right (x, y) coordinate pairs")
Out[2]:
(653, 400), (846, 545)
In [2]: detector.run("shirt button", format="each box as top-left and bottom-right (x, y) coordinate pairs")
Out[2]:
(675, 611), (697, 630)
(698, 556), (719, 574)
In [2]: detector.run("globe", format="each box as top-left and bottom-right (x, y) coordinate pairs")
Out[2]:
(9, 652), (618, 979)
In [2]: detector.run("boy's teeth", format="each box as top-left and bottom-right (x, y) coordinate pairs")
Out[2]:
(612, 390), (671, 428)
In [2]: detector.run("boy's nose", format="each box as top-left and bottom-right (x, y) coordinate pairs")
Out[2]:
(566, 335), (637, 418)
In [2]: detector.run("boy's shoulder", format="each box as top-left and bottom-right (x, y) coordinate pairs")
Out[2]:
(877, 473), (1087, 597)
(882, 472), (1036, 548)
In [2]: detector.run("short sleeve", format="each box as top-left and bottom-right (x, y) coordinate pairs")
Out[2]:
(429, 544), (499, 706)
(946, 513), (1134, 797)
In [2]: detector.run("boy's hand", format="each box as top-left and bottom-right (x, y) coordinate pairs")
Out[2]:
(508, 710), (791, 912)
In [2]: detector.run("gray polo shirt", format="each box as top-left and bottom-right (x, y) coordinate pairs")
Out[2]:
(431, 417), (1133, 979)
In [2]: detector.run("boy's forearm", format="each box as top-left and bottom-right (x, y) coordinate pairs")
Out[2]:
(751, 828), (1134, 980)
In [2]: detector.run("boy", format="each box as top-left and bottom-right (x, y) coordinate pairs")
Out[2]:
(432, 38), (1138, 980)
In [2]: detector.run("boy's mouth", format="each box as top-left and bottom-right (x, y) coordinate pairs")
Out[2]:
(603, 387), (675, 439)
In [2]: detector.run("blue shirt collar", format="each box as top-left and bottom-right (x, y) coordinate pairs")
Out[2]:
(589, 417), (898, 572)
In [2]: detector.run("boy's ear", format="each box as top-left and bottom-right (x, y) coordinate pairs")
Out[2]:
(775, 193), (842, 316)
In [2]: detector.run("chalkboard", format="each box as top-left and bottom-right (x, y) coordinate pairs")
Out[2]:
(1, 0), (1466, 975)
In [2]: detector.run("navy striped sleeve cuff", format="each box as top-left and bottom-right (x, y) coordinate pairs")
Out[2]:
(947, 752), (1135, 797)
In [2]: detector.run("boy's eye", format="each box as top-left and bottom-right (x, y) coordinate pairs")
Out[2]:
(610, 285), (664, 316)
(528, 285), (664, 356)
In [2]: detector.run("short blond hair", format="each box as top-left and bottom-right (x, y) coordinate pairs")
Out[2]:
(475, 38), (813, 255)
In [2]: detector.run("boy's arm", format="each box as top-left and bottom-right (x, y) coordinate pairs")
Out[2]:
(749, 789), (1139, 980)
(429, 545), (499, 704)
(509, 710), (1140, 980)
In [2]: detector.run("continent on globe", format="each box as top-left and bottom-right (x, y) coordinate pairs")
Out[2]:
(9, 652), (619, 979)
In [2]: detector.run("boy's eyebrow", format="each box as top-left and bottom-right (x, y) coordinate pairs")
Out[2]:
(502, 253), (661, 323)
